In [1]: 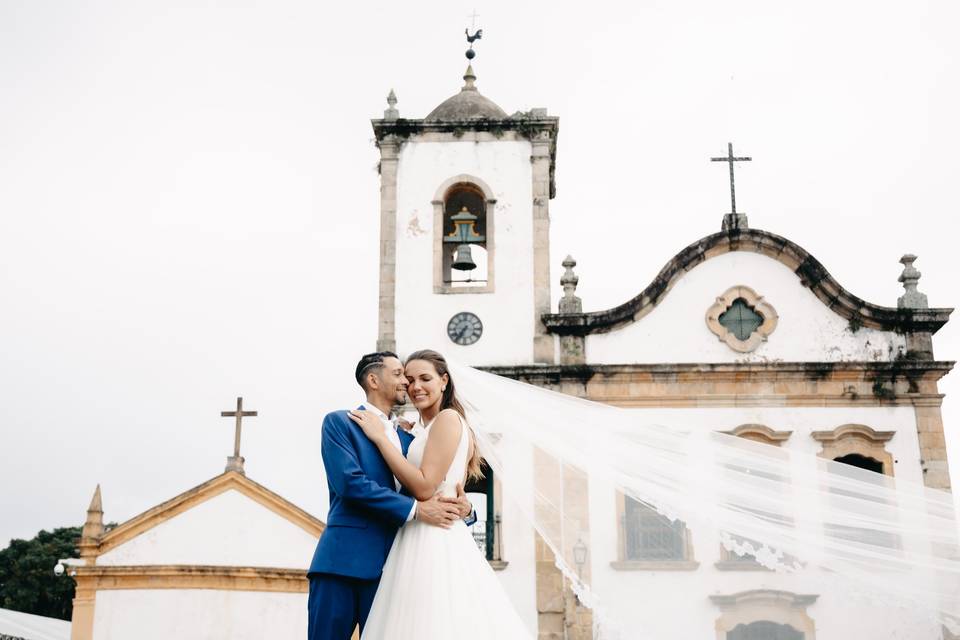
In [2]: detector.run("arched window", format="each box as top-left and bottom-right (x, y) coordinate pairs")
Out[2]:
(710, 590), (818, 640)
(432, 176), (496, 294)
(717, 425), (793, 570)
(833, 452), (884, 474)
(811, 424), (895, 476)
(728, 621), (804, 640)
(813, 426), (899, 550)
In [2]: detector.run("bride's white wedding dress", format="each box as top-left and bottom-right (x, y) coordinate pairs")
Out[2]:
(361, 413), (533, 639)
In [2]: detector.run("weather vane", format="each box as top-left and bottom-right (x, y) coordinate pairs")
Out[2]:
(465, 10), (482, 60)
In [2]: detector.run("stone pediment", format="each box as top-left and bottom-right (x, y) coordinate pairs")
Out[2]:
(91, 471), (324, 561)
(541, 228), (952, 337)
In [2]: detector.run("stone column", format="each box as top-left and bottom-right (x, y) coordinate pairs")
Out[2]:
(533, 447), (594, 639)
(531, 132), (554, 363)
(376, 135), (400, 353)
(70, 581), (96, 640)
(896, 255), (950, 491)
(915, 391), (952, 491)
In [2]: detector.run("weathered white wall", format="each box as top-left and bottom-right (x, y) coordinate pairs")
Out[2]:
(97, 489), (319, 568)
(486, 404), (931, 638)
(92, 589), (306, 640)
(586, 251), (907, 364)
(394, 137), (534, 365)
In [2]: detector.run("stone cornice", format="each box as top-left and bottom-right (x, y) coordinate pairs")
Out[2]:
(94, 471), (325, 558)
(482, 360), (955, 381)
(74, 564), (308, 593)
(371, 116), (560, 198)
(481, 361), (954, 408)
(541, 228), (953, 336)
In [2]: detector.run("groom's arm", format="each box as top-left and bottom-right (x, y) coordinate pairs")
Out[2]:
(322, 413), (414, 528)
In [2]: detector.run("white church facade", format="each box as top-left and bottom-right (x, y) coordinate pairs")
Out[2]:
(67, 467), (325, 640)
(372, 54), (954, 640)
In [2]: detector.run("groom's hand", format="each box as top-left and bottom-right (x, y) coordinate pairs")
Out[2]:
(415, 495), (461, 528)
(439, 483), (474, 520)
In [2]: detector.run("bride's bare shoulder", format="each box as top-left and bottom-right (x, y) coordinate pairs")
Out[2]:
(432, 409), (464, 433)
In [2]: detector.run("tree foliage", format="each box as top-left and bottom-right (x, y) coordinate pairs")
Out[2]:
(0, 527), (80, 620)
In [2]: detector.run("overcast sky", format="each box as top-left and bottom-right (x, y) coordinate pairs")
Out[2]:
(1, 0), (958, 547)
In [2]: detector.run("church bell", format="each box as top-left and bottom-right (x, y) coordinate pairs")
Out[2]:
(452, 243), (477, 271)
(445, 206), (486, 272)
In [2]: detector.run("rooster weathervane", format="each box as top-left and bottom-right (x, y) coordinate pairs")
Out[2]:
(465, 10), (482, 61)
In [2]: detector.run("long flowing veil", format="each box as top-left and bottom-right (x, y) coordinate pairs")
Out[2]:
(449, 361), (960, 638)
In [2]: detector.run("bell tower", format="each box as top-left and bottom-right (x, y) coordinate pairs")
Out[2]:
(372, 39), (559, 365)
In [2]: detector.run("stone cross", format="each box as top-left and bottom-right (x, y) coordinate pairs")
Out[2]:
(221, 397), (258, 474)
(711, 142), (752, 215)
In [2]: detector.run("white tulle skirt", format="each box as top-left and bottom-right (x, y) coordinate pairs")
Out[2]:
(361, 519), (534, 639)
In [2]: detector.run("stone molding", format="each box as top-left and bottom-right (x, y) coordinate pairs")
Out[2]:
(73, 564), (308, 593)
(705, 285), (778, 353)
(721, 424), (793, 444)
(482, 360), (954, 408)
(431, 174), (497, 295)
(541, 227), (952, 339)
(709, 589), (819, 640)
(610, 560), (700, 571)
(371, 117), (559, 199)
(93, 471), (325, 558)
(811, 424), (897, 475)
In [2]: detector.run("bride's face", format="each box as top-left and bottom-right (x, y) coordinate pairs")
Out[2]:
(404, 359), (448, 411)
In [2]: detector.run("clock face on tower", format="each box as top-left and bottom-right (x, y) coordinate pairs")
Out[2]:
(447, 312), (483, 346)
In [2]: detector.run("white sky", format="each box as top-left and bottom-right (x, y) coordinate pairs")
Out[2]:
(1, 0), (958, 547)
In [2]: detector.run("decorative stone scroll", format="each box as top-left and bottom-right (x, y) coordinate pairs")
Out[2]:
(706, 285), (779, 353)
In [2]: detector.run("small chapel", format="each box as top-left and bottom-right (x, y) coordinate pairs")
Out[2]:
(65, 400), (326, 640)
(371, 39), (954, 640)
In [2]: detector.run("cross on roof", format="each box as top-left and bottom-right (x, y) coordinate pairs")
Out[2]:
(221, 397), (258, 474)
(468, 9), (480, 30)
(710, 142), (752, 215)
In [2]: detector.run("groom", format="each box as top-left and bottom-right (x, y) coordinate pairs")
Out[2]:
(307, 351), (474, 640)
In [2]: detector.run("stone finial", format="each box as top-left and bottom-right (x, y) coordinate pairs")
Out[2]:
(462, 64), (477, 92)
(721, 213), (749, 232)
(383, 89), (399, 121)
(81, 484), (104, 542)
(897, 254), (928, 309)
(559, 255), (582, 314)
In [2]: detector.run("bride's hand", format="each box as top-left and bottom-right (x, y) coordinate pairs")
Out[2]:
(348, 409), (387, 443)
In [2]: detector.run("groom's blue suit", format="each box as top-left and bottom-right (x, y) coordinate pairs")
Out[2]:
(307, 409), (415, 640)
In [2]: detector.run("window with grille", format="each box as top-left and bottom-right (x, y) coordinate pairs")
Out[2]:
(623, 497), (687, 561)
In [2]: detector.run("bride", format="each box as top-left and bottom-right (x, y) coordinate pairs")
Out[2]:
(347, 349), (533, 639)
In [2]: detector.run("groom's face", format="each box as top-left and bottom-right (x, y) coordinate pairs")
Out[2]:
(376, 356), (408, 404)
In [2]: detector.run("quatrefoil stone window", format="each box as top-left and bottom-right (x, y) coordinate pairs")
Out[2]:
(706, 286), (778, 352)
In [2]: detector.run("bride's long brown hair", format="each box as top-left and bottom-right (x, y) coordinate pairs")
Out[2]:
(405, 349), (483, 482)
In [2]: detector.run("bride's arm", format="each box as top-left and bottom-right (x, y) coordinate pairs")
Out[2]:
(348, 409), (462, 501)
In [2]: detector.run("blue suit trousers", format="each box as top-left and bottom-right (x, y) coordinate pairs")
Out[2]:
(307, 573), (380, 640)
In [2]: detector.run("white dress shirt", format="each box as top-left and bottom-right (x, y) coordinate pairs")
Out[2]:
(359, 403), (417, 522)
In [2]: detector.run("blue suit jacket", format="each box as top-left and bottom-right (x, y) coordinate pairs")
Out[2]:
(308, 410), (416, 580)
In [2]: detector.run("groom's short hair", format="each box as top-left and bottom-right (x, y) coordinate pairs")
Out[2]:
(355, 351), (400, 390)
